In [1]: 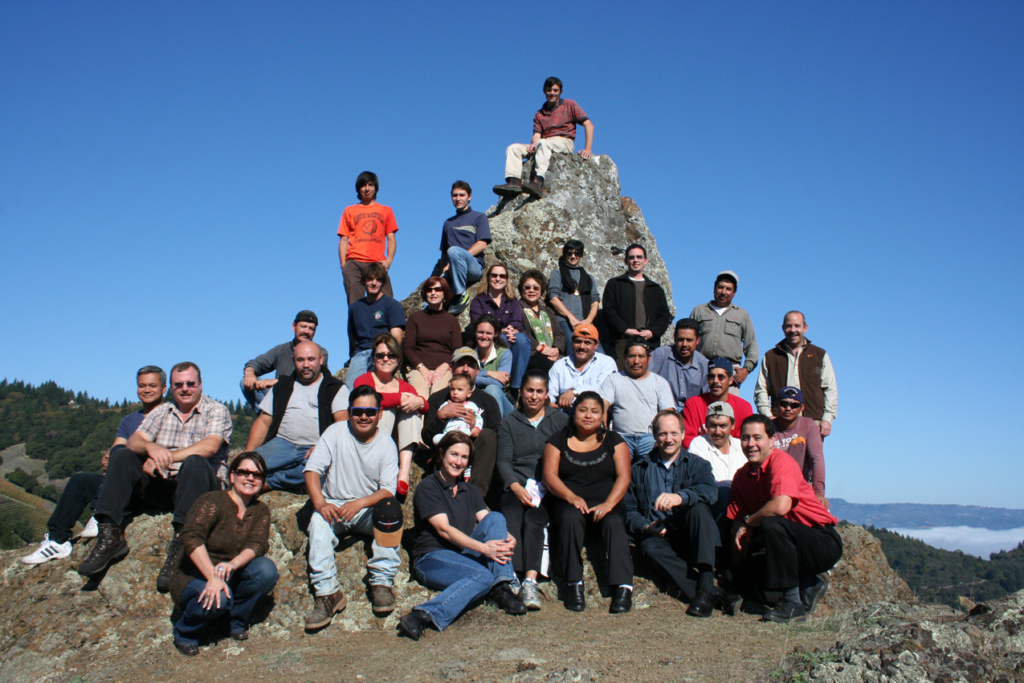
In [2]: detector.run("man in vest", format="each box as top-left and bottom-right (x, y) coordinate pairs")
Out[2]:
(601, 244), (674, 371)
(245, 341), (350, 491)
(754, 311), (838, 438)
(688, 271), (758, 392)
(241, 310), (330, 411)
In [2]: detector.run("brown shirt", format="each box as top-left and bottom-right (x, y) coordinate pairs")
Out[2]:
(403, 309), (463, 371)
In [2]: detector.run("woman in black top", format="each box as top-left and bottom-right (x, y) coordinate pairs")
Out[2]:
(543, 391), (633, 613)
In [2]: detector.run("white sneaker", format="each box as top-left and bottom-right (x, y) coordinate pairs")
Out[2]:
(81, 517), (99, 539)
(21, 535), (72, 565)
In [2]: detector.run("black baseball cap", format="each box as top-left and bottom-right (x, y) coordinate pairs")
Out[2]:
(373, 497), (404, 548)
(294, 310), (319, 325)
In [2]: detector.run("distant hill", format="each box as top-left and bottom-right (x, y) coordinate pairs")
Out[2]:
(831, 498), (1024, 530)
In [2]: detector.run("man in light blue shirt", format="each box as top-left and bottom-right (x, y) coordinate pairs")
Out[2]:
(650, 318), (709, 410)
(548, 324), (617, 409)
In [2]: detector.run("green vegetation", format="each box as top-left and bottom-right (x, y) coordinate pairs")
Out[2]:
(4, 468), (58, 501)
(869, 526), (1024, 607)
(0, 506), (37, 549)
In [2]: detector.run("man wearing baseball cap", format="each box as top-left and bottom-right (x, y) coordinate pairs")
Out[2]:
(771, 387), (828, 510)
(547, 323), (618, 409)
(241, 310), (330, 411)
(681, 358), (754, 449)
(686, 400), (748, 522)
(688, 271), (758, 392)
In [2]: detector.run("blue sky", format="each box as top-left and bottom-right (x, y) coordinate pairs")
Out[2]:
(1, 2), (1021, 508)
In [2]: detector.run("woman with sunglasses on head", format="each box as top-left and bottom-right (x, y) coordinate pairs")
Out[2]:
(516, 269), (564, 374)
(468, 263), (530, 403)
(404, 276), (463, 398)
(170, 452), (278, 656)
(354, 333), (428, 495)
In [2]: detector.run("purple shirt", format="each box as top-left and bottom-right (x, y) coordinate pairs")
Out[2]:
(469, 294), (524, 332)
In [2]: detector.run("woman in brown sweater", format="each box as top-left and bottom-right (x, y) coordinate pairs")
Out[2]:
(403, 276), (463, 398)
(171, 453), (278, 656)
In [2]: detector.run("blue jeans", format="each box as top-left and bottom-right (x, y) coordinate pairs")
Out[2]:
(412, 512), (514, 631)
(240, 379), (267, 413)
(254, 437), (311, 491)
(173, 556), (278, 645)
(475, 376), (514, 418)
(344, 348), (373, 390)
(500, 333), (532, 389)
(445, 246), (484, 296)
(620, 433), (656, 462)
(308, 502), (401, 596)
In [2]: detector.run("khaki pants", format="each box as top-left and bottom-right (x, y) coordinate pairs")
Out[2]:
(342, 260), (393, 305)
(377, 408), (423, 452)
(406, 367), (453, 400)
(505, 136), (574, 180)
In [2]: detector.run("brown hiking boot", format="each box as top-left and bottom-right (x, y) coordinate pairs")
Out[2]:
(492, 177), (523, 197)
(156, 534), (183, 593)
(76, 522), (129, 577)
(304, 590), (347, 631)
(522, 176), (544, 198)
(370, 585), (396, 615)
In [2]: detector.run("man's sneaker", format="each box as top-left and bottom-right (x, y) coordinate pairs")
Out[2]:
(686, 587), (715, 618)
(77, 523), (129, 576)
(489, 582), (527, 615)
(304, 591), (347, 631)
(448, 290), (472, 316)
(399, 610), (431, 641)
(493, 177), (523, 197)
(81, 517), (99, 539)
(21, 535), (72, 565)
(761, 597), (807, 624)
(156, 535), (183, 594)
(801, 574), (830, 615)
(370, 585), (396, 615)
(507, 574), (522, 596)
(520, 580), (542, 611)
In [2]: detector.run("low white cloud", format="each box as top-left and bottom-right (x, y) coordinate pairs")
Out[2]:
(889, 526), (1024, 559)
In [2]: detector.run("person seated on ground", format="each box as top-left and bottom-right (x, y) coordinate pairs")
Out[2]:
(398, 432), (526, 641)
(469, 263), (531, 403)
(493, 76), (594, 199)
(686, 401), (746, 522)
(598, 338), (675, 461)
(547, 240), (600, 355)
(548, 324), (617, 410)
(403, 276), (462, 398)
(345, 262), (405, 390)
(353, 333), (427, 497)
(727, 415), (843, 624)
(601, 244), (673, 371)
(496, 369), (570, 610)
(241, 310), (329, 411)
(624, 409), (742, 618)
(422, 348), (502, 501)
(771, 387), (828, 510)
(78, 362), (232, 595)
(244, 341), (349, 492)
(542, 391), (633, 614)
(432, 375), (484, 445)
(517, 269), (565, 374)
(436, 180), (492, 316)
(169, 452), (278, 657)
(469, 314), (515, 418)
(688, 271), (758, 393)
(682, 358), (754, 449)
(23, 366), (166, 565)
(338, 171), (398, 305)
(303, 386), (402, 630)
(650, 318), (709, 411)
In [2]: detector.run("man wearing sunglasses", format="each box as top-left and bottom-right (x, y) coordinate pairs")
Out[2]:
(770, 387), (828, 510)
(241, 310), (330, 412)
(601, 244), (673, 371)
(303, 385), (400, 628)
(79, 362), (232, 595)
(345, 262), (406, 390)
(245, 341), (350, 491)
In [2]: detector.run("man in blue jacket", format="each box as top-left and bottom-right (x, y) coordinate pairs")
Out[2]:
(624, 409), (741, 618)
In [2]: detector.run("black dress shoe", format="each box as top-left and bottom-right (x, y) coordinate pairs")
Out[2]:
(761, 597), (807, 624)
(564, 583), (586, 612)
(229, 630), (249, 641)
(174, 640), (199, 657)
(489, 583), (527, 615)
(399, 610), (430, 641)
(713, 589), (744, 616)
(801, 575), (829, 615)
(686, 588), (714, 618)
(609, 586), (632, 614)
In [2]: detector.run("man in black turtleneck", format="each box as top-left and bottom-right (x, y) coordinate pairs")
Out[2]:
(547, 239), (600, 355)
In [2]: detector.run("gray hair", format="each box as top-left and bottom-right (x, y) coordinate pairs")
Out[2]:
(137, 365), (166, 386)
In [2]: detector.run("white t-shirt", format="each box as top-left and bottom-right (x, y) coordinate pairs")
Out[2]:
(598, 371), (675, 435)
(687, 434), (746, 483)
(258, 377), (350, 446)
(304, 422), (398, 501)
(710, 305), (729, 316)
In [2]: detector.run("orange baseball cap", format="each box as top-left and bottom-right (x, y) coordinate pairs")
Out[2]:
(572, 323), (599, 341)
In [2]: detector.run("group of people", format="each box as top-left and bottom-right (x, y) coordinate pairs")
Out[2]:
(21, 76), (843, 653)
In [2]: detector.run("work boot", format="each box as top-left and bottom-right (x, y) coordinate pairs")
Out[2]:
(489, 583), (527, 615)
(156, 535), (183, 593)
(77, 523), (129, 577)
(304, 591), (348, 631)
(522, 176), (544, 198)
(370, 585), (396, 615)
(492, 177), (523, 197)
(399, 610), (431, 640)
(801, 574), (830, 615)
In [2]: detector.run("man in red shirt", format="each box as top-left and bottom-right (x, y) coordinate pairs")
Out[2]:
(726, 415), (843, 624)
(338, 171), (399, 305)
(682, 358), (753, 448)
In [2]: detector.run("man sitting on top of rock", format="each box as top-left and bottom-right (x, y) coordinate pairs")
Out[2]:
(241, 310), (330, 412)
(493, 76), (594, 199)
(436, 181), (492, 316)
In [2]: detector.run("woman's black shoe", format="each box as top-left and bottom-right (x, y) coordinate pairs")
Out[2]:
(564, 583), (586, 612)
(609, 586), (632, 614)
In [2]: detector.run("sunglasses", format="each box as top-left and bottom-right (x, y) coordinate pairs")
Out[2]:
(564, 250), (581, 257)
(626, 255), (645, 261)
(351, 407), (380, 418)
(233, 469), (265, 480)
(172, 381), (199, 389)
(425, 286), (444, 293)
(374, 352), (399, 360)
(522, 284), (541, 291)
(778, 400), (802, 409)
(489, 273), (507, 280)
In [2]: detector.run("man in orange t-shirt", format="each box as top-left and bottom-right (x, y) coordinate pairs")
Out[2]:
(338, 171), (398, 304)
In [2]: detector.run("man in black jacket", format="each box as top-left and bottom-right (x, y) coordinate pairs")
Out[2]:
(624, 409), (741, 618)
(244, 341), (349, 490)
(602, 244), (673, 370)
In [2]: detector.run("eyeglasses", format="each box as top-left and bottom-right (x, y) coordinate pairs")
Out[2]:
(350, 407), (380, 418)
(778, 400), (802, 409)
(489, 273), (507, 280)
(522, 284), (541, 291)
(425, 286), (444, 293)
(233, 469), (265, 480)
(172, 381), (198, 389)
(374, 352), (399, 360)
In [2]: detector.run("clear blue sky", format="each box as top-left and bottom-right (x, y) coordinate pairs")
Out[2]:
(2, 2), (1021, 507)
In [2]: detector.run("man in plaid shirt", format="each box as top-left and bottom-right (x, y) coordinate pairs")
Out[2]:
(78, 361), (232, 593)
(494, 76), (595, 199)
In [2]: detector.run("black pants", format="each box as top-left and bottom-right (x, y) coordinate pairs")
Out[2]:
(93, 446), (222, 528)
(47, 472), (104, 544)
(638, 502), (719, 601)
(549, 500), (633, 586)
(501, 490), (550, 574)
(736, 518), (843, 592)
(468, 428), (498, 500)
